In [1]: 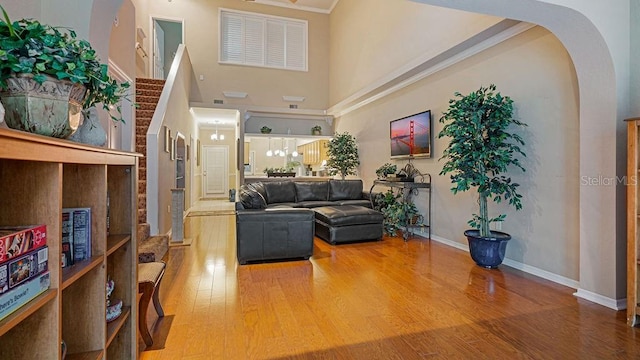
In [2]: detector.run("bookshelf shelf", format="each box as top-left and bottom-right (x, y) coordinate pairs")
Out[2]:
(0, 289), (57, 338)
(0, 128), (139, 359)
(107, 234), (132, 256)
(66, 349), (104, 360)
(61, 255), (104, 290)
(106, 306), (131, 347)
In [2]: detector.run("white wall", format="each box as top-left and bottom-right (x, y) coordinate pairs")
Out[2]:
(334, 25), (581, 281)
(131, 0), (330, 110)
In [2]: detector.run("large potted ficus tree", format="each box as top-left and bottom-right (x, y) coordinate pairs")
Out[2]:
(0, 6), (130, 138)
(326, 132), (360, 179)
(438, 84), (527, 268)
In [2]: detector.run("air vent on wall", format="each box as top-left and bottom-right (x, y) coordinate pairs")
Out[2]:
(213, 99), (224, 104)
(289, 104), (298, 109)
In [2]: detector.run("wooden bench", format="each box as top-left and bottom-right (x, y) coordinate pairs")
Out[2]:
(138, 261), (166, 347)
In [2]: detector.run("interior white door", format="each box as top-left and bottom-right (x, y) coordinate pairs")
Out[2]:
(153, 20), (165, 79)
(203, 145), (228, 198)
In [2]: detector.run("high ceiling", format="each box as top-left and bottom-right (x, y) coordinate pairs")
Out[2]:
(247, 0), (339, 14)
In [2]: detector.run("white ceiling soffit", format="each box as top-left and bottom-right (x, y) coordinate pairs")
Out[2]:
(247, 0), (339, 14)
(190, 107), (238, 128)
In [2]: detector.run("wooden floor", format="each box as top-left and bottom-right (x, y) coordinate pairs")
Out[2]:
(139, 214), (640, 359)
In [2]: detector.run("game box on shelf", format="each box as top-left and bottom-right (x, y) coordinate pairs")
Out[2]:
(0, 271), (51, 322)
(0, 246), (48, 295)
(0, 225), (47, 264)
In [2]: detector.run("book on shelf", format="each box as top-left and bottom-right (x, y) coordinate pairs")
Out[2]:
(62, 208), (92, 266)
(0, 271), (50, 322)
(61, 212), (73, 268)
(0, 225), (47, 264)
(0, 246), (48, 295)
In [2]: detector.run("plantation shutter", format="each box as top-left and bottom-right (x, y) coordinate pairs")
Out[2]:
(219, 9), (307, 71)
(266, 20), (285, 68)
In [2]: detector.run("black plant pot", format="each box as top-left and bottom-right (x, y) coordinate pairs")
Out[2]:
(464, 229), (511, 269)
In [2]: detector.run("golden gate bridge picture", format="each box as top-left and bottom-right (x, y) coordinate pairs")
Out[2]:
(390, 110), (431, 159)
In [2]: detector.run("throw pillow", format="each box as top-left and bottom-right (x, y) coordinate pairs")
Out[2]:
(239, 185), (267, 209)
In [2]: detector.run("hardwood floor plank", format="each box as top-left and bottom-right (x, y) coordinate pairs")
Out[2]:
(139, 212), (640, 359)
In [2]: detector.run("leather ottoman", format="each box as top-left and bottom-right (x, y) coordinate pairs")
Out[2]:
(313, 205), (384, 244)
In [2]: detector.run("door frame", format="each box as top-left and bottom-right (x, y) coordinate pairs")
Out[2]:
(149, 15), (185, 80)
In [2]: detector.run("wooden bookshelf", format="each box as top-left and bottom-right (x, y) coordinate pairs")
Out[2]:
(0, 128), (139, 359)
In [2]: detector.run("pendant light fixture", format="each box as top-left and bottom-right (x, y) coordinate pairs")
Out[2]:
(210, 120), (225, 141)
(292, 139), (299, 157)
(280, 138), (285, 157)
(266, 137), (273, 156)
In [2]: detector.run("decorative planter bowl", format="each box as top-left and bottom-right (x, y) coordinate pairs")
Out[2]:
(0, 74), (86, 138)
(464, 229), (511, 268)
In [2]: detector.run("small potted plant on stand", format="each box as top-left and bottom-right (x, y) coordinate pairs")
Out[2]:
(375, 163), (397, 179)
(311, 125), (322, 135)
(438, 84), (527, 268)
(0, 6), (130, 138)
(326, 132), (359, 179)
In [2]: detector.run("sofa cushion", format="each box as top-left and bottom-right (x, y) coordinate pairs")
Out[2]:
(328, 180), (363, 201)
(266, 203), (302, 209)
(297, 200), (336, 208)
(335, 199), (372, 208)
(239, 185), (267, 209)
(263, 181), (296, 204)
(294, 182), (329, 201)
(314, 205), (384, 226)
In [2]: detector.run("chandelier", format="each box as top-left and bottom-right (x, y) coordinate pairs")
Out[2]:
(211, 121), (225, 141)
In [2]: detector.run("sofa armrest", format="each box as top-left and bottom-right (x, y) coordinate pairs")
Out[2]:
(236, 208), (315, 264)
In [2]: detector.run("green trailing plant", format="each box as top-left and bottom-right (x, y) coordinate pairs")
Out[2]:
(375, 163), (397, 179)
(326, 132), (360, 179)
(438, 84), (527, 238)
(311, 125), (322, 134)
(374, 189), (422, 237)
(0, 6), (131, 122)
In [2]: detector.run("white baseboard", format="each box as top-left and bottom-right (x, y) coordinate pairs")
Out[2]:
(428, 232), (621, 310)
(574, 288), (626, 310)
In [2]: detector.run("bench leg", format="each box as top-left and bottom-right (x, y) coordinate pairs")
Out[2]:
(138, 282), (154, 347)
(152, 273), (165, 317)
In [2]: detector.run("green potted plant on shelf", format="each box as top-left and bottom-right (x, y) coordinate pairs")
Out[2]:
(438, 84), (527, 268)
(326, 132), (360, 179)
(260, 126), (272, 134)
(311, 125), (322, 135)
(375, 163), (397, 179)
(0, 6), (130, 138)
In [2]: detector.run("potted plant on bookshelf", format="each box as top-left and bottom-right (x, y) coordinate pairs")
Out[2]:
(438, 84), (527, 268)
(375, 163), (397, 179)
(311, 125), (322, 135)
(0, 6), (130, 138)
(326, 132), (360, 179)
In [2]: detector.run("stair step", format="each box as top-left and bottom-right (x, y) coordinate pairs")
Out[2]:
(137, 209), (147, 224)
(135, 110), (155, 118)
(137, 223), (151, 242)
(136, 95), (161, 103)
(136, 77), (166, 85)
(137, 102), (158, 111)
(137, 118), (152, 127)
(137, 194), (147, 209)
(138, 180), (146, 195)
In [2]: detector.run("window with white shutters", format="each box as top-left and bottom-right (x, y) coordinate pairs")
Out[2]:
(219, 9), (308, 72)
